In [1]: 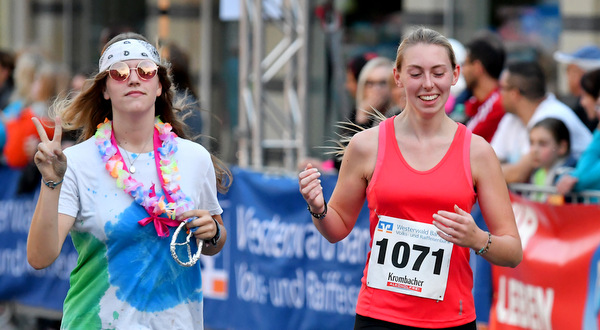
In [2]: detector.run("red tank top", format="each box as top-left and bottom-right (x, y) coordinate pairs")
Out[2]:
(356, 116), (477, 328)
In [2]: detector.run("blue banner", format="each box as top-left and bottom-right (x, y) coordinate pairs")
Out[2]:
(0, 166), (371, 328)
(203, 167), (371, 330)
(0, 191), (77, 311)
(0, 165), (500, 328)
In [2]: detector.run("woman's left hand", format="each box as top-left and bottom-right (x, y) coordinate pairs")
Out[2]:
(432, 204), (486, 250)
(179, 210), (219, 241)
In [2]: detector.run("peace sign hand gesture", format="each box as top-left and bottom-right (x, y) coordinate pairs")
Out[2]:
(32, 116), (67, 184)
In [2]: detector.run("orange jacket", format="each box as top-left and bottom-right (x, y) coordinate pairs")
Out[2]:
(3, 107), (54, 168)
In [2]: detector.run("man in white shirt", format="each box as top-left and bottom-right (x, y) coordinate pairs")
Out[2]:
(491, 61), (592, 183)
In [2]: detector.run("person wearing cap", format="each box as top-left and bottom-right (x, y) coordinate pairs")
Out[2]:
(26, 32), (232, 329)
(554, 45), (600, 132)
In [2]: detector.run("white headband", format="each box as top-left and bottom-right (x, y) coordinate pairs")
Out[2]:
(99, 39), (161, 72)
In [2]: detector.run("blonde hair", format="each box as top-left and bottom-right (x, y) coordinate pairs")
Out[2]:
(394, 27), (457, 72)
(355, 57), (394, 113)
(32, 62), (70, 103)
(11, 51), (44, 105)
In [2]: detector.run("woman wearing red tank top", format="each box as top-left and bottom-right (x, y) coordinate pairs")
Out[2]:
(299, 27), (522, 330)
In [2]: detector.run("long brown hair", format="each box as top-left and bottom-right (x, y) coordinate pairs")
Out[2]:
(52, 32), (232, 193)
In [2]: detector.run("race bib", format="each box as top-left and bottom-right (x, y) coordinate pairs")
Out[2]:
(366, 216), (453, 301)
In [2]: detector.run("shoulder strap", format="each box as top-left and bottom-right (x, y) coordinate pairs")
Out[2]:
(459, 123), (474, 189)
(368, 117), (393, 195)
(376, 117), (394, 166)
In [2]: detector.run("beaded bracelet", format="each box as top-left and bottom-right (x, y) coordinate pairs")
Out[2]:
(476, 231), (492, 256)
(307, 201), (327, 220)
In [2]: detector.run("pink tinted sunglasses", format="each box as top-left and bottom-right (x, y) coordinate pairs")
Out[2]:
(107, 60), (158, 82)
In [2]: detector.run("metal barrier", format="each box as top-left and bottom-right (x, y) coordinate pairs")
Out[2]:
(509, 183), (600, 205)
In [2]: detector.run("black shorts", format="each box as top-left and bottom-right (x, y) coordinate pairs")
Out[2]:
(354, 314), (477, 330)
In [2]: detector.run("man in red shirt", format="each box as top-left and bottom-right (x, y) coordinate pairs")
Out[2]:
(461, 33), (506, 142)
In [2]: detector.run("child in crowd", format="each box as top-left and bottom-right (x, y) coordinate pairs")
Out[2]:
(528, 118), (576, 204)
(556, 68), (600, 197)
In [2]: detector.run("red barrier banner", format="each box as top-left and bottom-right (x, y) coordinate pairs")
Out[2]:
(490, 193), (600, 330)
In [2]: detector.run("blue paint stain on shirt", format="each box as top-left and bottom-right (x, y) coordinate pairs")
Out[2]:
(104, 201), (202, 312)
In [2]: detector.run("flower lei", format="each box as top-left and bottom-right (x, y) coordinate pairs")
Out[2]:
(95, 117), (194, 237)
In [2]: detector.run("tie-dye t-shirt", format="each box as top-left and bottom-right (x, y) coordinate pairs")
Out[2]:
(58, 137), (222, 329)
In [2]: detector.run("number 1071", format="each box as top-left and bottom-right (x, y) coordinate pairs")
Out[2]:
(375, 238), (445, 275)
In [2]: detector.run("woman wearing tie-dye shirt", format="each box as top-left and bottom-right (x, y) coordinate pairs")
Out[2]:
(27, 32), (231, 329)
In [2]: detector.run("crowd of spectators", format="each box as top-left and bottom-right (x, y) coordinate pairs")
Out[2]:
(307, 35), (600, 204)
(1, 25), (600, 329)
(447, 37), (600, 201)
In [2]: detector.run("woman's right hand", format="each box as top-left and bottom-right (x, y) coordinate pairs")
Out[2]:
(32, 116), (67, 183)
(298, 163), (325, 213)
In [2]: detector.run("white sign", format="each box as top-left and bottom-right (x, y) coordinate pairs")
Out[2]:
(366, 216), (453, 301)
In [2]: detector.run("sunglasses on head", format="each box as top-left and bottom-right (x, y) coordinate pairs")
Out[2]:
(107, 60), (158, 82)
